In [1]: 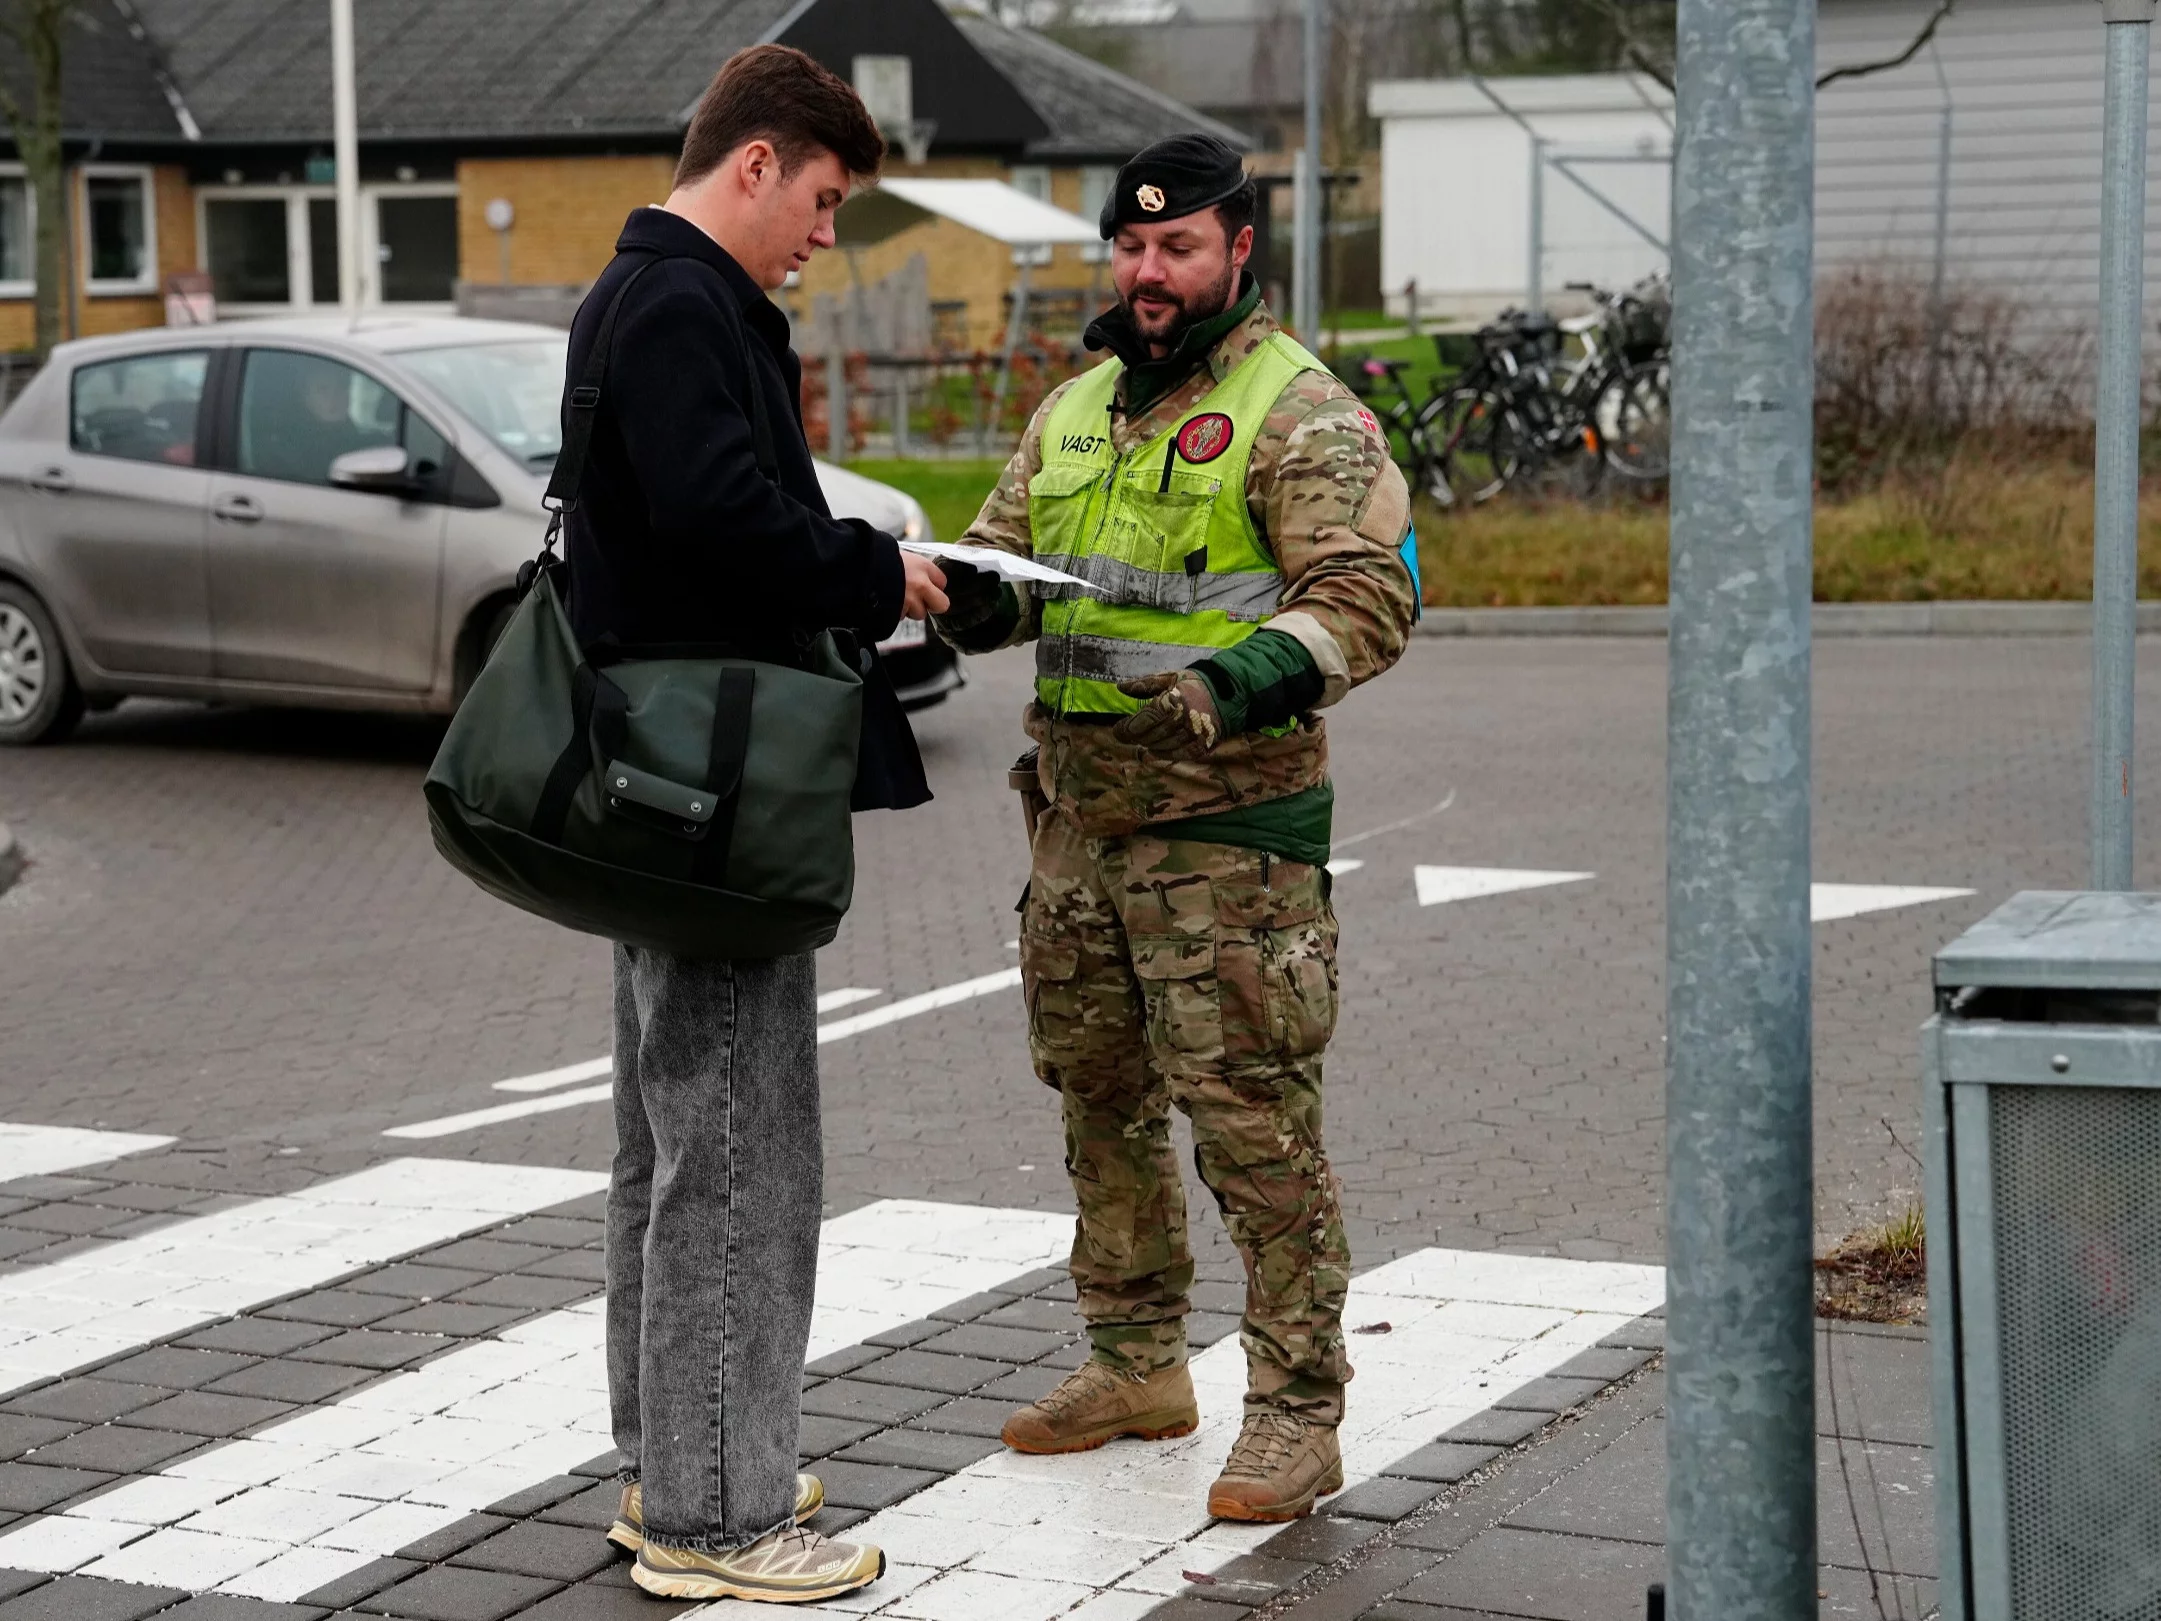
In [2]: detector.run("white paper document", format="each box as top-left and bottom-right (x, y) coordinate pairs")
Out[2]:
(899, 540), (1086, 588)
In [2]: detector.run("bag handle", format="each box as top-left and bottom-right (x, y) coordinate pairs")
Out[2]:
(539, 251), (781, 547)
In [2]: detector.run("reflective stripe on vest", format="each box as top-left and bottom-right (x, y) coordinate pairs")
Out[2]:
(1027, 332), (1326, 717)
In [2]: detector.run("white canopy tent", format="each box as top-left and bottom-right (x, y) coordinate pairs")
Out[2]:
(836, 178), (1101, 450)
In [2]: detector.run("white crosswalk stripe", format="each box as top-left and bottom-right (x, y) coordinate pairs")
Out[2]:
(796, 1249), (1664, 1620)
(0, 1198), (1070, 1602)
(0, 1123), (176, 1183)
(0, 1159), (605, 1395)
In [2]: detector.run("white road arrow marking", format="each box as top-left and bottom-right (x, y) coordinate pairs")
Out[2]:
(390, 974), (1021, 1140)
(1414, 866), (1596, 907)
(1811, 884), (1975, 923)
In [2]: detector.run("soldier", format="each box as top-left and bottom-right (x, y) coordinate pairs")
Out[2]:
(932, 132), (1417, 1521)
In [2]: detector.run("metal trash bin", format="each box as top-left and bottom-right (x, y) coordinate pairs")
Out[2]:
(1926, 891), (2161, 1621)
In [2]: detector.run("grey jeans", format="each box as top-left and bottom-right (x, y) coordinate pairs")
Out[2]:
(606, 943), (822, 1553)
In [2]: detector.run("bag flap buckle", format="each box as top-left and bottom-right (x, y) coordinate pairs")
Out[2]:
(604, 758), (718, 840)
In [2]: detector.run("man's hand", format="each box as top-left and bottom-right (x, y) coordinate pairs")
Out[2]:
(1111, 670), (1223, 756)
(901, 551), (949, 619)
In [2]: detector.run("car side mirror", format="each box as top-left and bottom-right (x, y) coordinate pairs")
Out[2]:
(329, 445), (413, 490)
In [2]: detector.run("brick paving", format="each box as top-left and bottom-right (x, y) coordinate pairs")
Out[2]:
(0, 635), (2144, 1615)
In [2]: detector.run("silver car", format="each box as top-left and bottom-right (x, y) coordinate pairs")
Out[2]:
(0, 315), (960, 745)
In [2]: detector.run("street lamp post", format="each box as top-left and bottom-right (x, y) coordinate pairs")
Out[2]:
(1293, 0), (1325, 342)
(330, 0), (361, 313)
(1664, 0), (1820, 1613)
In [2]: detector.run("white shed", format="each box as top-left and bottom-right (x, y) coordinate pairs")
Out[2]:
(1369, 73), (1672, 325)
(1373, 0), (2158, 345)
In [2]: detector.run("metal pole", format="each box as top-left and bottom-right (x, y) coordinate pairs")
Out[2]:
(1924, 47), (1952, 419)
(330, 0), (361, 313)
(1294, 0), (1325, 340)
(981, 259), (1031, 457)
(2093, 0), (2154, 892)
(1665, 0), (1817, 1616)
(1527, 135), (1546, 312)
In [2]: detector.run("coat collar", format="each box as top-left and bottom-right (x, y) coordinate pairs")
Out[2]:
(616, 206), (791, 350)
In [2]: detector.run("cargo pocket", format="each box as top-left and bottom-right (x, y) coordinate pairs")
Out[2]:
(1020, 931), (1082, 1068)
(1263, 915), (1339, 1059)
(1131, 934), (1223, 1065)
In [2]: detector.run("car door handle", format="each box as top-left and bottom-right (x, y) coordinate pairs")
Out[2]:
(212, 493), (263, 524)
(27, 465), (71, 493)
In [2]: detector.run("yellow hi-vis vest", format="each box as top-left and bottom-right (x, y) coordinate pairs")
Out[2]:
(1028, 331), (1327, 717)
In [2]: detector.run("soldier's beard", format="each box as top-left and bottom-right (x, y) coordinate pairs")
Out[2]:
(1120, 259), (1239, 354)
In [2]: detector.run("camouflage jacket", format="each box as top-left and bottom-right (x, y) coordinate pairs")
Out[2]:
(942, 298), (1417, 835)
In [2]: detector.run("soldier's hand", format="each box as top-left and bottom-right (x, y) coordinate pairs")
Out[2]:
(934, 558), (1006, 633)
(1111, 670), (1223, 756)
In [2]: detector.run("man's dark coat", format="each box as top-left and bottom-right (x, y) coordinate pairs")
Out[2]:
(563, 207), (929, 810)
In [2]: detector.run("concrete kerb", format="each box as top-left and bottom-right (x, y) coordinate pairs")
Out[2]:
(0, 821), (18, 897)
(1414, 600), (2161, 638)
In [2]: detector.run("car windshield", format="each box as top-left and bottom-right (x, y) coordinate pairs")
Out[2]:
(394, 339), (567, 470)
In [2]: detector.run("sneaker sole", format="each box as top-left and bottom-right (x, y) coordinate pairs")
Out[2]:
(1001, 1410), (1200, 1456)
(606, 1482), (825, 1557)
(630, 1549), (886, 1603)
(1206, 1462), (1346, 1523)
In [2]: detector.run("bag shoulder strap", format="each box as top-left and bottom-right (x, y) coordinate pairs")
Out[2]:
(544, 251), (780, 522)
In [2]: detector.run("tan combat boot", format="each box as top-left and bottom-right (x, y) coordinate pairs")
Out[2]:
(1206, 1410), (1345, 1521)
(1001, 1359), (1200, 1454)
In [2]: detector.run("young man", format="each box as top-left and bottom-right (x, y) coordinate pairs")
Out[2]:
(562, 45), (947, 1604)
(934, 133), (1417, 1521)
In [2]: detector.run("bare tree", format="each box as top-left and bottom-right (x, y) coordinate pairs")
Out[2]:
(0, 0), (74, 357)
(1581, 0), (1955, 94)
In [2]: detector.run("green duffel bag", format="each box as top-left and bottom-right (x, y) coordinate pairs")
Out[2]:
(424, 250), (863, 959)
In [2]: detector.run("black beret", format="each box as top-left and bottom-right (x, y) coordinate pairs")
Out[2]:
(1099, 134), (1249, 238)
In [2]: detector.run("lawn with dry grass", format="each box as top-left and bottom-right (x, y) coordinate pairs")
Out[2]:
(1417, 455), (2158, 609)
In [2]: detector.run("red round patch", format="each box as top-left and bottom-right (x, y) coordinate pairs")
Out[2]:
(1175, 412), (1235, 465)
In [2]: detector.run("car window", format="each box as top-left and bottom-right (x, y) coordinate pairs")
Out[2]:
(237, 349), (447, 491)
(70, 350), (209, 466)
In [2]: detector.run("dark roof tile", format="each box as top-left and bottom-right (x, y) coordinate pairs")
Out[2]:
(951, 13), (1252, 161)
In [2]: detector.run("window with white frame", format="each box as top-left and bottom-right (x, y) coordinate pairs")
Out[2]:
(1009, 165), (1052, 268)
(84, 166), (156, 294)
(1078, 166), (1117, 263)
(200, 183), (457, 312)
(0, 167), (31, 295)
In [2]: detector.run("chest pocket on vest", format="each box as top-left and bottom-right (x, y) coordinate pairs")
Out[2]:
(1105, 466), (1222, 611)
(1028, 462), (1109, 569)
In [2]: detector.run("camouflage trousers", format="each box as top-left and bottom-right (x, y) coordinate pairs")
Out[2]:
(1019, 810), (1353, 1423)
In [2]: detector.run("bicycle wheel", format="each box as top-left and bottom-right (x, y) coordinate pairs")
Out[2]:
(1419, 387), (1521, 506)
(1597, 358), (1671, 482)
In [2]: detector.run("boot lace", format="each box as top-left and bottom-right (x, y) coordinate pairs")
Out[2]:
(1035, 1359), (1131, 1418)
(1222, 1411), (1310, 1477)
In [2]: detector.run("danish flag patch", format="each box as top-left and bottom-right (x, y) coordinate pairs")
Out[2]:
(1176, 412), (1234, 465)
(1356, 406), (1383, 438)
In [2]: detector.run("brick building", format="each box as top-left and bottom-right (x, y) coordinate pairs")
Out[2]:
(0, 0), (1244, 354)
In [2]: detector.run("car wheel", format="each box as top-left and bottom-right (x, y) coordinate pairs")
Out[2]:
(454, 597), (519, 707)
(0, 583), (85, 746)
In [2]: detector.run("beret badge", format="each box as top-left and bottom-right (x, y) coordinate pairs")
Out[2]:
(1136, 184), (1167, 213)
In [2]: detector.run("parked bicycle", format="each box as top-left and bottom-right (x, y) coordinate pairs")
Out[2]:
(1345, 275), (1671, 508)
